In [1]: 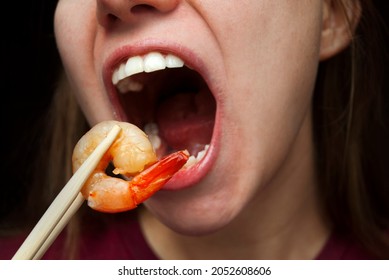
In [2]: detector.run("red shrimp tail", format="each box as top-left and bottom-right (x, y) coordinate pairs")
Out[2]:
(130, 150), (189, 204)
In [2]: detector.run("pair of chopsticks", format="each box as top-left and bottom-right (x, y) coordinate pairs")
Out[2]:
(12, 125), (122, 260)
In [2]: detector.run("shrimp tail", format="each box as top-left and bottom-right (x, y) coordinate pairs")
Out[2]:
(131, 150), (190, 204)
(85, 150), (189, 213)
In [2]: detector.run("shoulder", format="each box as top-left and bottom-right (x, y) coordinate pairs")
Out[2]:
(46, 210), (158, 260)
(316, 232), (376, 260)
(0, 234), (27, 260)
(1, 210), (158, 260)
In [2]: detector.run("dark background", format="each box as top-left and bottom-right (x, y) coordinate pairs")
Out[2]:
(1, 0), (61, 220)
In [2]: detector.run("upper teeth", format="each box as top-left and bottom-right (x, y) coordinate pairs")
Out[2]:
(112, 52), (185, 92)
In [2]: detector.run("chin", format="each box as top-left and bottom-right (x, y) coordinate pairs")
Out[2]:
(143, 180), (247, 236)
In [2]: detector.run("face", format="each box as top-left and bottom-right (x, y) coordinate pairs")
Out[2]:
(55, 0), (324, 235)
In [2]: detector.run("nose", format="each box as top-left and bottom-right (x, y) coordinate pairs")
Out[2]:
(97, 0), (179, 27)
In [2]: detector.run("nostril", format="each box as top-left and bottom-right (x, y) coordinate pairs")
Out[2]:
(107, 13), (119, 23)
(131, 4), (156, 14)
(97, 0), (179, 27)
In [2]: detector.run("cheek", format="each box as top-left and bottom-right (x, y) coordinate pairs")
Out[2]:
(54, 1), (113, 124)
(224, 2), (322, 141)
(55, 1), (98, 78)
(217, 1), (323, 203)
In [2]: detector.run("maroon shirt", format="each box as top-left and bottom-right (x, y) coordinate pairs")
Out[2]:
(0, 212), (376, 260)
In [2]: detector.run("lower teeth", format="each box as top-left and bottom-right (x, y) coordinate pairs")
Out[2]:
(144, 123), (161, 150)
(144, 122), (209, 168)
(183, 144), (209, 168)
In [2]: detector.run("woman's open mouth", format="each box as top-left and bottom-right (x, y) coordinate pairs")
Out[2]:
(105, 49), (219, 190)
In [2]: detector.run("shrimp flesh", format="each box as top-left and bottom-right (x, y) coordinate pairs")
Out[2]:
(72, 121), (189, 213)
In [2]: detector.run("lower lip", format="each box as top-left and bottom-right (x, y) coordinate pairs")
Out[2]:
(161, 124), (219, 191)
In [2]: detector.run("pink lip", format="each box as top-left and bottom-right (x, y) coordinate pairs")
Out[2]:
(102, 39), (221, 191)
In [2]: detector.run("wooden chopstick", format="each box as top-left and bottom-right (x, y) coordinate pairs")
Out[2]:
(32, 193), (85, 260)
(12, 125), (122, 260)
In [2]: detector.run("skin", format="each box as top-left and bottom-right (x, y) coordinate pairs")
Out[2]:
(54, 0), (359, 259)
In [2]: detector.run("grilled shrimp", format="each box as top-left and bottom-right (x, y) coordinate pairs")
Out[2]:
(72, 121), (189, 213)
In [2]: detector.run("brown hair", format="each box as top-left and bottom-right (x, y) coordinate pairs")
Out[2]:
(313, 0), (389, 258)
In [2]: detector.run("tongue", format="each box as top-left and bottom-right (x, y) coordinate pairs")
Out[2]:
(156, 89), (216, 154)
